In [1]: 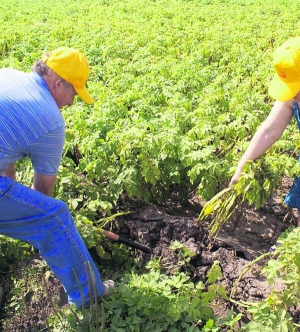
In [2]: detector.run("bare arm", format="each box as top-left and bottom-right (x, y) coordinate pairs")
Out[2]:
(32, 172), (57, 196)
(230, 100), (294, 184)
(2, 163), (56, 196)
(1, 162), (16, 180)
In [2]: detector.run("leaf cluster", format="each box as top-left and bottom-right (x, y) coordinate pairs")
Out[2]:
(199, 159), (279, 238)
(101, 261), (233, 331)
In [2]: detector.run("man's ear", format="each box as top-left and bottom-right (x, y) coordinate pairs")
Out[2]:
(55, 79), (63, 88)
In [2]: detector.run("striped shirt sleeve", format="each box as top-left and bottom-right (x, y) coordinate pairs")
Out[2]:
(26, 126), (65, 175)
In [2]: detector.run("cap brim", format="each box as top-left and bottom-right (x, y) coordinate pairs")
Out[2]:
(75, 86), (94, 104)
(268, 73), (300, 101)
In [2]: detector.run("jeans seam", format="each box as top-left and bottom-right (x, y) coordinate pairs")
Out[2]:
(5, 190), (88, 266)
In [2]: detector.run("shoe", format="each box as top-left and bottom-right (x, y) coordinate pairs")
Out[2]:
(103, 280), (115, 296)
(81, 280), (115, 308)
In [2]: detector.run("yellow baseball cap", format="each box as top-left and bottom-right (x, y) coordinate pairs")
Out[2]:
(268, 37), (300, 101)
(43, 46), (94, 104)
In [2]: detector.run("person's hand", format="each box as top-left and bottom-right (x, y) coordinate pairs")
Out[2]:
(1, 162), (16, 180)
(229, 170), (241, 186)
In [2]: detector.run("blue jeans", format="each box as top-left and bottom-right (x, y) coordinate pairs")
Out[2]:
(285, 176), (300, 210)
(0, 176), (105, 308)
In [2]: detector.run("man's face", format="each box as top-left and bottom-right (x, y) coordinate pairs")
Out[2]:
(53, 80), (77, 109)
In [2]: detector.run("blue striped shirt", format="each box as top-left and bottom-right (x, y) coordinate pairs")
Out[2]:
(0, 68), (65, 175)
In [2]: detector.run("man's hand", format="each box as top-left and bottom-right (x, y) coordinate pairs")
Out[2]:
(1, 162), (16, 180)
(32, 172), (56, 196)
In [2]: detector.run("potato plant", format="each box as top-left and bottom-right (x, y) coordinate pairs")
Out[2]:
(1, 0), (300, 330)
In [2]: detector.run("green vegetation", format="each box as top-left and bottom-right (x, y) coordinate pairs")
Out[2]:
(199, 159), (279, 238)
(1, 0), (300, 330)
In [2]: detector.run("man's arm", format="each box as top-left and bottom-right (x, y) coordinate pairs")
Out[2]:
(1, 162), (16, 180)
(1, 163), (55, 196)
(32, 172), (56, 196)
(28, 126), (65, 196)
(230, 100), (295, 184)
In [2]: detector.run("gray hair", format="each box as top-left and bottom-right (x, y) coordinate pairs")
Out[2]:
(32, 54), (72, 89)
(32, 60), (50, 76)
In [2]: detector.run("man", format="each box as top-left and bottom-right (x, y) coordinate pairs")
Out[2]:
(0, 46), (114, 309)
(230, 37), (300, 225)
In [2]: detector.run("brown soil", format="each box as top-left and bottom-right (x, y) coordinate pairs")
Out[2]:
(0, 177), (298, 331)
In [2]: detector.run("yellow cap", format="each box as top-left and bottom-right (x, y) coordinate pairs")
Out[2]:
(44, 46), (94, 104)
(268, 37), (300, 101)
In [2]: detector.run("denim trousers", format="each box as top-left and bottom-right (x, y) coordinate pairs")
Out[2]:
(285, 176), (300, 210)
(0, 176), (105, 308)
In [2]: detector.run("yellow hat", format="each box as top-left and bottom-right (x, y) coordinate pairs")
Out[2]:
(268, 37), (300, 101)
(44, 46), (94, 104)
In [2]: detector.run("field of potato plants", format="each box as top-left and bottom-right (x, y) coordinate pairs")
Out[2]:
(1, 0), (300, 331)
